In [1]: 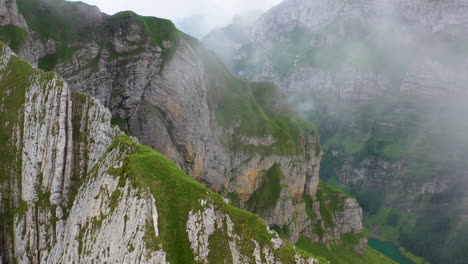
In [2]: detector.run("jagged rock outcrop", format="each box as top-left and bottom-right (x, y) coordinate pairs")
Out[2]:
(0, 42), (159, 263)
(0, 42), (324, 264)
(298, 183), (365, 252)
(0, 41), (143, 262)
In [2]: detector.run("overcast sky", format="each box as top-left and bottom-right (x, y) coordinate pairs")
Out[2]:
(70, 0), (282, 37)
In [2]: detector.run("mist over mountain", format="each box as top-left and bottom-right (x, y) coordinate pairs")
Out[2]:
(204, 0), (468, 263)
(176, 11), (263, 39)
(0, 0), (396, 263)
(68, 0), (281, 37)
(0, 0), (466, 263)
(175, 15), (208, 39)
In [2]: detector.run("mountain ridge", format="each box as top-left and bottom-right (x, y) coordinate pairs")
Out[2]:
(0, 39), (330, 264)
(0, 0), (397, 263)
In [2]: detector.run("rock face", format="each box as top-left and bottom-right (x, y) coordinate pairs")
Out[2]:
(250, 0), (468, 40)
(0, 42), (323, 264)
(0, 0), (358, 249)
(53, 14), (322, 244)
(299, 183), (365, 252)
(231, 0), (468, 97)
(207, 0), (468, 97)
(0, 42), (154, 262)
(0, 0), (371, 258)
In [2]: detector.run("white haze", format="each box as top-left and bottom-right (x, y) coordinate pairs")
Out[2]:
(69, 0), (282, 37)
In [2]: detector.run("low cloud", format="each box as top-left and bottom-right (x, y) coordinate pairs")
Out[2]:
(69, 0), (282, 35)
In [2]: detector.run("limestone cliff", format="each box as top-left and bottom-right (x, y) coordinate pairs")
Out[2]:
(0, 0), (378, 258)
(0, 41), (325, 264)
(0, 0), (346, 249)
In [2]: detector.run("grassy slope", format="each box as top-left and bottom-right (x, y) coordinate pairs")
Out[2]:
(17, 0), (92, 70)
(297, 235), (397, 264)
(315, 182), (347, 227)
(110, 135), (327, 264)
(0, 25), (28, 52)
(299, 181), (400, 264)
(302, 181), (350, 238)
(400, 247), (431, 264)
(246, 163), (284, 213)
(107, 11), (181, 65)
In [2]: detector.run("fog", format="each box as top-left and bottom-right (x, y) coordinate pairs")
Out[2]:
(200, 1), (468, 263)
(69, 0), (282, 37)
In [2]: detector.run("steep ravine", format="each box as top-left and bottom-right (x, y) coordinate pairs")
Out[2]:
(0, 0), (371, 254)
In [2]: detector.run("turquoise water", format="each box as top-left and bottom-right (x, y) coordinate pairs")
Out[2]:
(368, 238), (415, 264)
